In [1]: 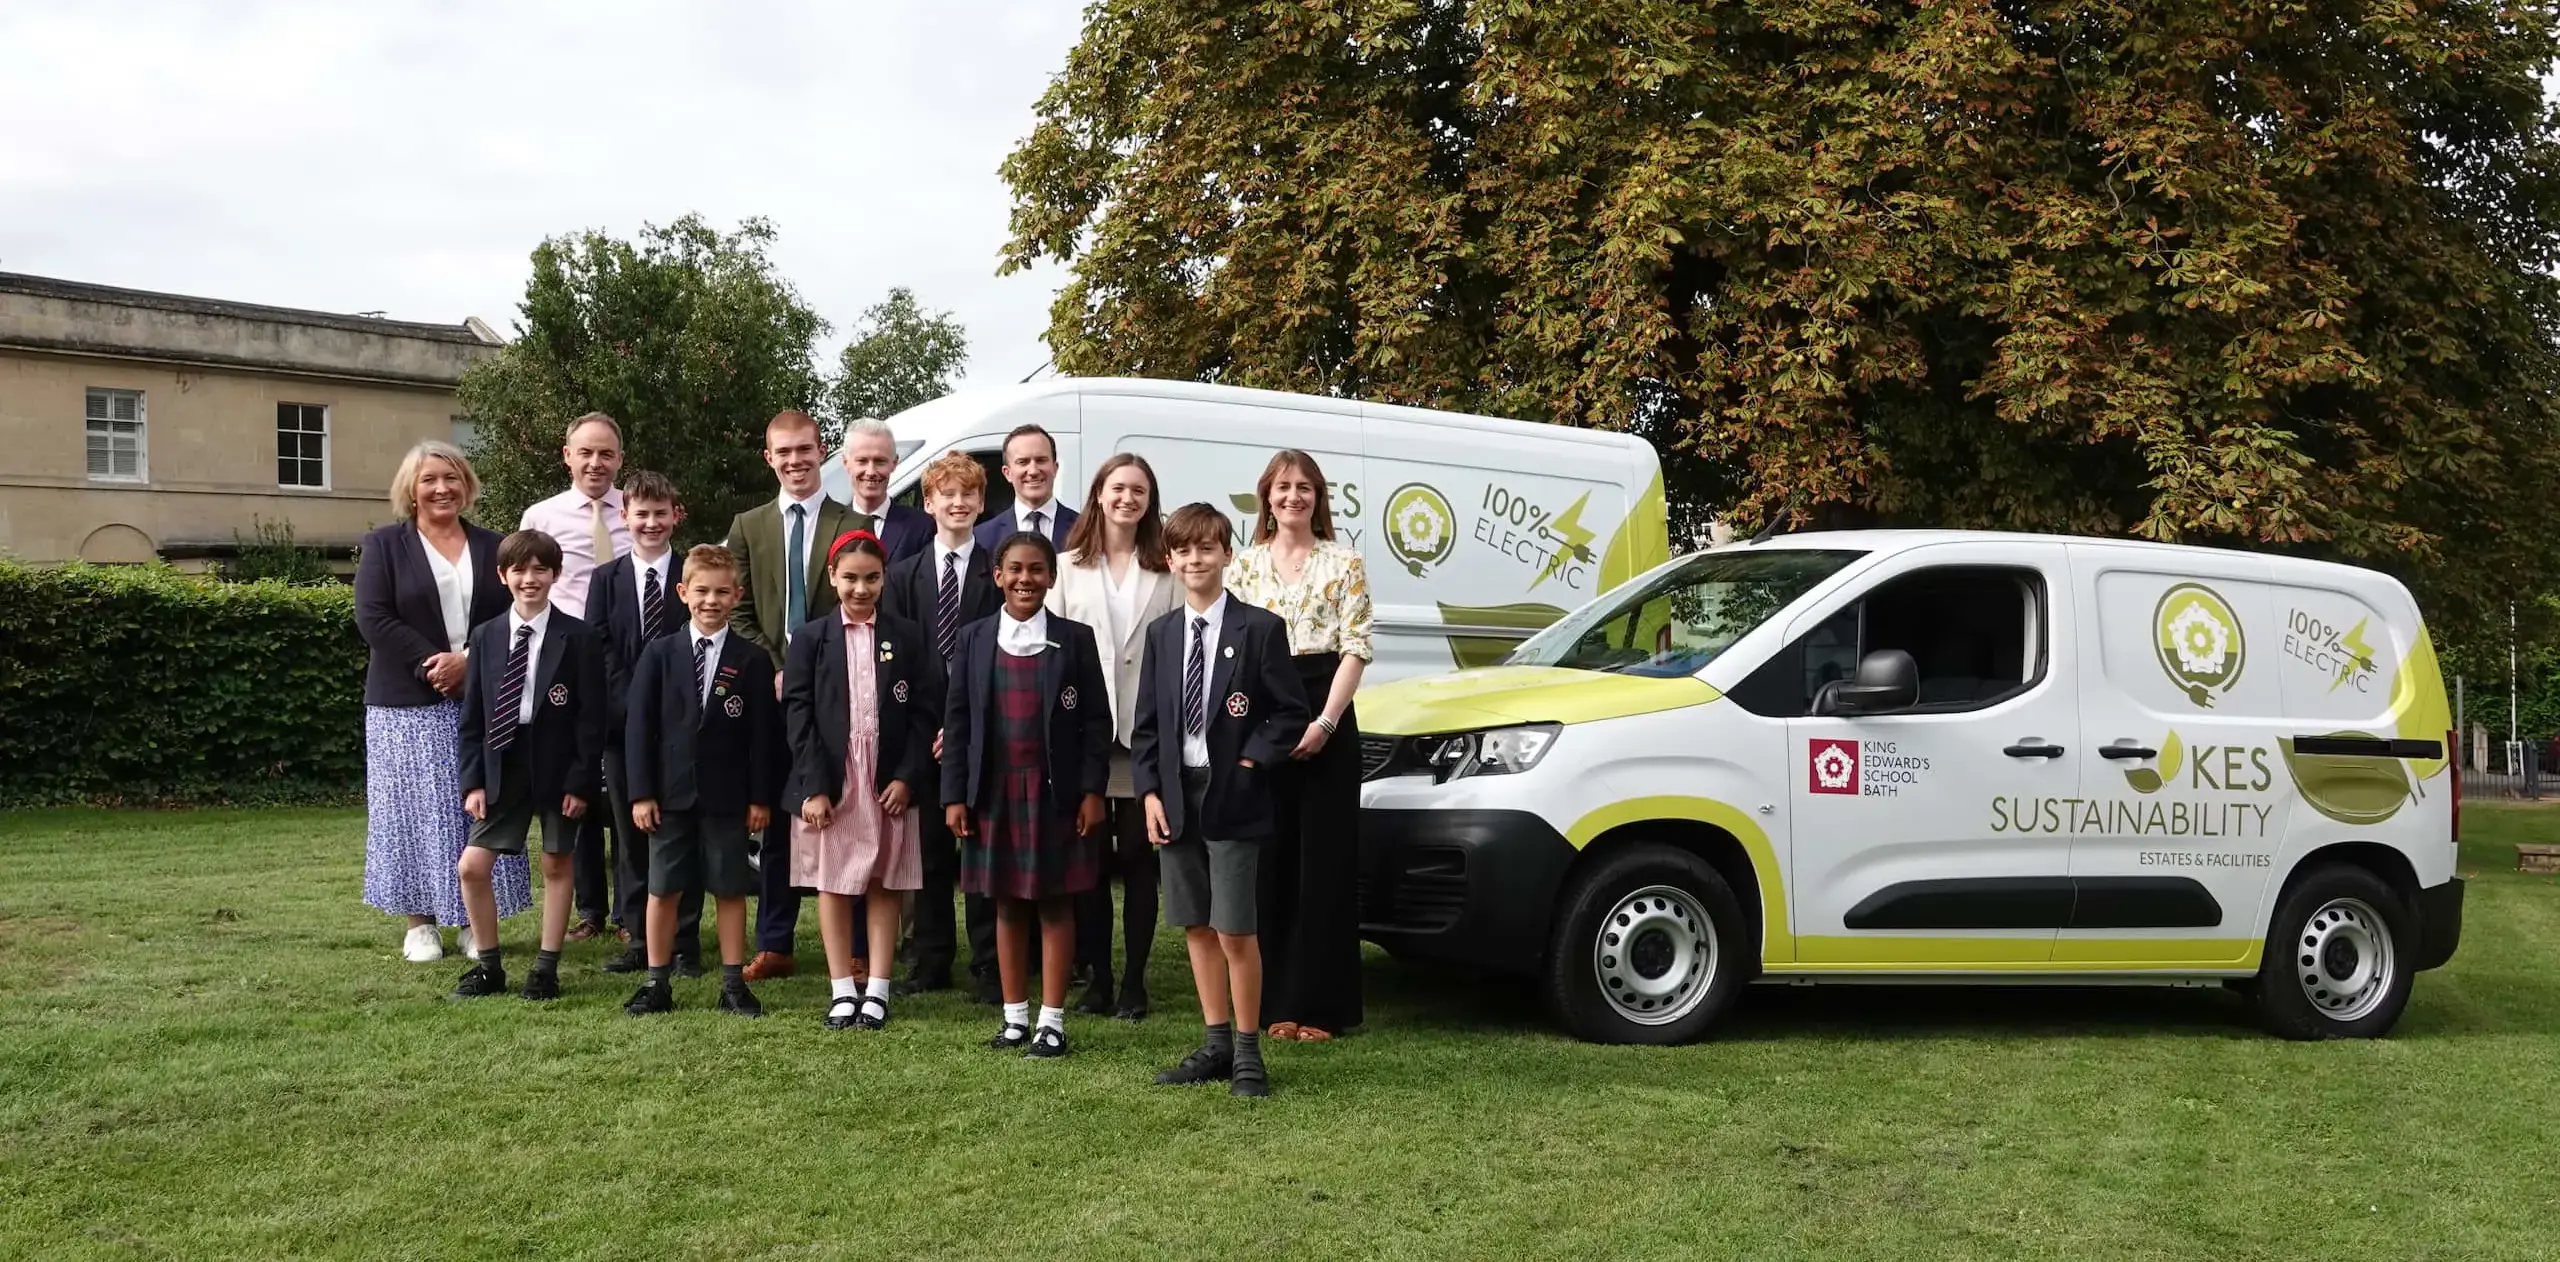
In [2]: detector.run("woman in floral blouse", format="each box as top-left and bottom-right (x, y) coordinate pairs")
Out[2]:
(1227, 449), (1374, 1041)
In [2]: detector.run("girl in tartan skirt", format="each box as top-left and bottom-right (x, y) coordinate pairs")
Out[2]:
(940, 531), (1113, 1058)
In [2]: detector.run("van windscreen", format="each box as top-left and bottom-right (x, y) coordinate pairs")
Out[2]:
(1506, 549), (1863, 678)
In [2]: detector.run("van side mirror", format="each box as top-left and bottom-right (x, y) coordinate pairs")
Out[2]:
(1829, 650), (1918, 715)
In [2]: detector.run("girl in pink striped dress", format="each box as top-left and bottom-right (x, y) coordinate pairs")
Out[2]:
(783, 531), (942, 1031)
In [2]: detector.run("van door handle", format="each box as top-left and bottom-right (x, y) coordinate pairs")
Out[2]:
(2097, 744), (2157, 761)
(2003, 741), (2067, 759)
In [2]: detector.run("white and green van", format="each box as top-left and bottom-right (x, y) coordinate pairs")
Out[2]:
(1356, 531), (2465, 1043)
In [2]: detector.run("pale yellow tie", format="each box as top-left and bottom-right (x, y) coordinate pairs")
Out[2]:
(588, 496), (615, 567)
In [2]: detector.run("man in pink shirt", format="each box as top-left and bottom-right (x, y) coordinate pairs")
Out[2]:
(518, 411), (629, 939)
(517, 413), (630, 620)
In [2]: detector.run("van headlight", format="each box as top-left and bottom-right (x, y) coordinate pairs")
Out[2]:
(1419, 724), (1561, 780)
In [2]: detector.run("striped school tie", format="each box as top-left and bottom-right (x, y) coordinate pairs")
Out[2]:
(1184, 616), (1207, 737)
(936, 551), (960, 660)
(489, 624), (533, 753)
(694, 637), (712, 709)
(642, 564), (666, 639)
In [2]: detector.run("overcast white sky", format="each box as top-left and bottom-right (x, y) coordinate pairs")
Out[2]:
(0, 1), (1083, 384)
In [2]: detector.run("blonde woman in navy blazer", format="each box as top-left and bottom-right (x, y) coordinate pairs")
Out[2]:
(1044, 452), (1179, 1020)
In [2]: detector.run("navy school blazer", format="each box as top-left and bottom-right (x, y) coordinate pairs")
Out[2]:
(1130, 599), (1309, 841)
(938, 613), (1113, 819)
(782, 610), (945, 812)
(588, 550), (687, 733)
(880, 543), (1001, 645)
(456, 611), (608, 807)
(354, 519), (507, 708)
(971, 501), (1079, 559)
(625, 630), (781, 818)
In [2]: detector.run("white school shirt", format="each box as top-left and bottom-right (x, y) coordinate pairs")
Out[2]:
(630, 550), (672, 618)
(689, 623), (729, 711)
(504, 606), (553, 726)
(1179, 594), (1228, 769)
(996, 607), (1050, 658)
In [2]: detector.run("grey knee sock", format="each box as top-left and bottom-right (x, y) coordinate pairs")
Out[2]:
(481, 946), (504, 973)
(645, 964), (671, 985)
(1205, 1022), (1233, 1055)
(1233, 1030), (1261, 1065)
(534, 948), (561, 976)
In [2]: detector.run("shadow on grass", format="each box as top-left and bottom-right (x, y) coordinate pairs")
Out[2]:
(1359, 949), (2558, 1043)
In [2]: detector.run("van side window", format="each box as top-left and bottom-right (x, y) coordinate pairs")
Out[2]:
(1729, 567), (2045, 716)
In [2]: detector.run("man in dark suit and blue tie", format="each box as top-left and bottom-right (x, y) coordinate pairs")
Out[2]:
(839, 417), (931, 563)
(971, 424), (1079, 556)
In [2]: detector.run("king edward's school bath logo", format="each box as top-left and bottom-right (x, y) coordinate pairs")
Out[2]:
(1808, 739), (1860, 795)
(2154, 583), (2246, 707)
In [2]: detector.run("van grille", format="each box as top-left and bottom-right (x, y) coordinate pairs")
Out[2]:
(1359, 735), (1400, 780)
(1356, 845), (1469, 933)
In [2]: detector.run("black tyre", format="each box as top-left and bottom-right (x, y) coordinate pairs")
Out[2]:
(1543, 843), (1751, 1044)
(2252, 863), (2415, 1040)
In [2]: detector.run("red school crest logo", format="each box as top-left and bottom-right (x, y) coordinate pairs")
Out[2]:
(1060, 685), (1079, 711)
(1808, 739), (1860, 795)
(1225, 692), (1250, 718)
(723, 695), (745, 719)
(893, 679), (910, 704)
(547, 684), (568, 707)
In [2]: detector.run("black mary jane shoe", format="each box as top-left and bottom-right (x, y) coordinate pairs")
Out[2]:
(520, 970), (561, 1001)
(1153, 1046), (1233, 1086)
(853, 997), (890, 1031)
(1113, 979), (1150, 1022)
(824, 997), (863, 1031)
(987, 1021), (1033, 1052)
(625, 980), (674, 1016)
(1024, 1027), (1071, 1060)
(450, 963), (507, 999)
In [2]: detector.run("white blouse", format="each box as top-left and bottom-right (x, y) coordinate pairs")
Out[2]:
(420, 533), (473, 653)
(1100, 553), (1142, 655)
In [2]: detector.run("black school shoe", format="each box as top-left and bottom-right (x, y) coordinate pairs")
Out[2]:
(970, 973), (1003, 1006)
(853, 997), (890, 1031)
(1073, 975), (1114, 1016)
(893, 973), (950, 997)
(601, 946), (647, 974)
(624, 980), (674, 1016)
(1153, 1046), (1233, 1086)
(1230, 1057), (1271, 1098)
(718, 984), (764, 1018)
(673, 953), (705, 979)
(1024, 1027), (1070, 1059)
(824, 996), (862, 1031)
(521, 970), (561, 1001)
(1114, 978), (1150, 1022)
(451, 963), (507, 999)
(987, 1021), (1032, 1052)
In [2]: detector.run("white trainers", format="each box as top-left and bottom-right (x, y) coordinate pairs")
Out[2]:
(402, 924), (444, 963)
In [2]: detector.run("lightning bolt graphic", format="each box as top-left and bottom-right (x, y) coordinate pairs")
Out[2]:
(1533, 491), (1598, 591)
(2332, 618), (2378, 693)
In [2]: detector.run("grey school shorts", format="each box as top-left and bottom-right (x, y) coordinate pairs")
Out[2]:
(648, 808), (757, 899)
(466, 774), (578, 857)
(1161, 768), (1258, 935)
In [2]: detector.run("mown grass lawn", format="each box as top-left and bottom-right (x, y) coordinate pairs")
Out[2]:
(1, 804), (2555, 1260)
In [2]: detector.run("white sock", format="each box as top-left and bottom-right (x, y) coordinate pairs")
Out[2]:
(865, 977), (892, 1002)
(1003, 1001), (1032, 1028)
(1037, 1005), (1066, 1033)
(830, 975), (861, 1002)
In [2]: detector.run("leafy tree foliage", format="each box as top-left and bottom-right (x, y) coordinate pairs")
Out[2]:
(458, 215), (826, 544)
(1003, 0), (2560, 641)
(826, 287), (970, 440)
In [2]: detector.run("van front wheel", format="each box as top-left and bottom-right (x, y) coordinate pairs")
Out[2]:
(2253, 864), (2414, 1040)
(1545, 844), (1749, 1044)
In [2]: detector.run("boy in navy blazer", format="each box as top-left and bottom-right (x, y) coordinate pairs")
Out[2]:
(1131, 504), (1309, 1096)
(884, 452), (1004, 998)
(587, 471), (705, 974)
(624, 544), (783, 1018)
(453, 529), (609, 1002)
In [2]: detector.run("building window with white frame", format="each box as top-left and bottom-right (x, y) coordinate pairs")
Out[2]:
(85, 388), (147, 483)
(278, 402), (330, 488)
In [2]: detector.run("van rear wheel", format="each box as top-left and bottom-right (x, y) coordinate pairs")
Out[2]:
(1545, 844), (1749, 1044)
(2253, 864), (2414, 1040)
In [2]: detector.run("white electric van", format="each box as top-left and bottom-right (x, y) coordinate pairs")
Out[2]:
(1355, 531), (2464, 1043)
(824, 378), (1672, 682)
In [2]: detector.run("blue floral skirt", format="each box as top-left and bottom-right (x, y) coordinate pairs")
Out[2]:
(363, 701), (529, 925)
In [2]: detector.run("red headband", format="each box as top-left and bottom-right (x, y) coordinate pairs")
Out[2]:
(827, 529), (883, 567)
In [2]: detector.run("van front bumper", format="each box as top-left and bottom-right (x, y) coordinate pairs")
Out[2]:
(2413, 877), (2463, 972)
(1357, 807), (1577, 976)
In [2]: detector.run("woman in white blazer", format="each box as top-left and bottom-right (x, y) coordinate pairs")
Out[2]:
(1046, 452), (1180, 1020)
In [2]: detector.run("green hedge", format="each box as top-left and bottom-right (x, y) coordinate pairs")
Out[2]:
(0, 562), (364, 806)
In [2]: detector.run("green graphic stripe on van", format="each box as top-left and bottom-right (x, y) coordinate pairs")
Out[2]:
(1565, 796), (1792, 966)
(1598, 467), (1670, 592)
(1362, 667), (1720, 736)
(2389, 624), (2453, 781)
(1437, 600), (1569, 670)
(2280, 733), (2416, 825)
(1788, 936), (2261, 972)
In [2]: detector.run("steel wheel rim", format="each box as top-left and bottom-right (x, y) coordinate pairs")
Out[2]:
(2296, 896), (2395, 1023)
(1593, 884), (1717, 1027)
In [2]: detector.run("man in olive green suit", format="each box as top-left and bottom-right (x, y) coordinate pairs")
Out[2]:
(725, 409), (866, 980)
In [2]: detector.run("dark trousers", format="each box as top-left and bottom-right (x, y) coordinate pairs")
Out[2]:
(913, 771), (996, 984)
(755, 815), (867, 960)
(1261, 657), (1365, 1032)
(1074, 795), (1159, 989)
(605, 747), (702, 957)
(572, 787), (611, 923)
